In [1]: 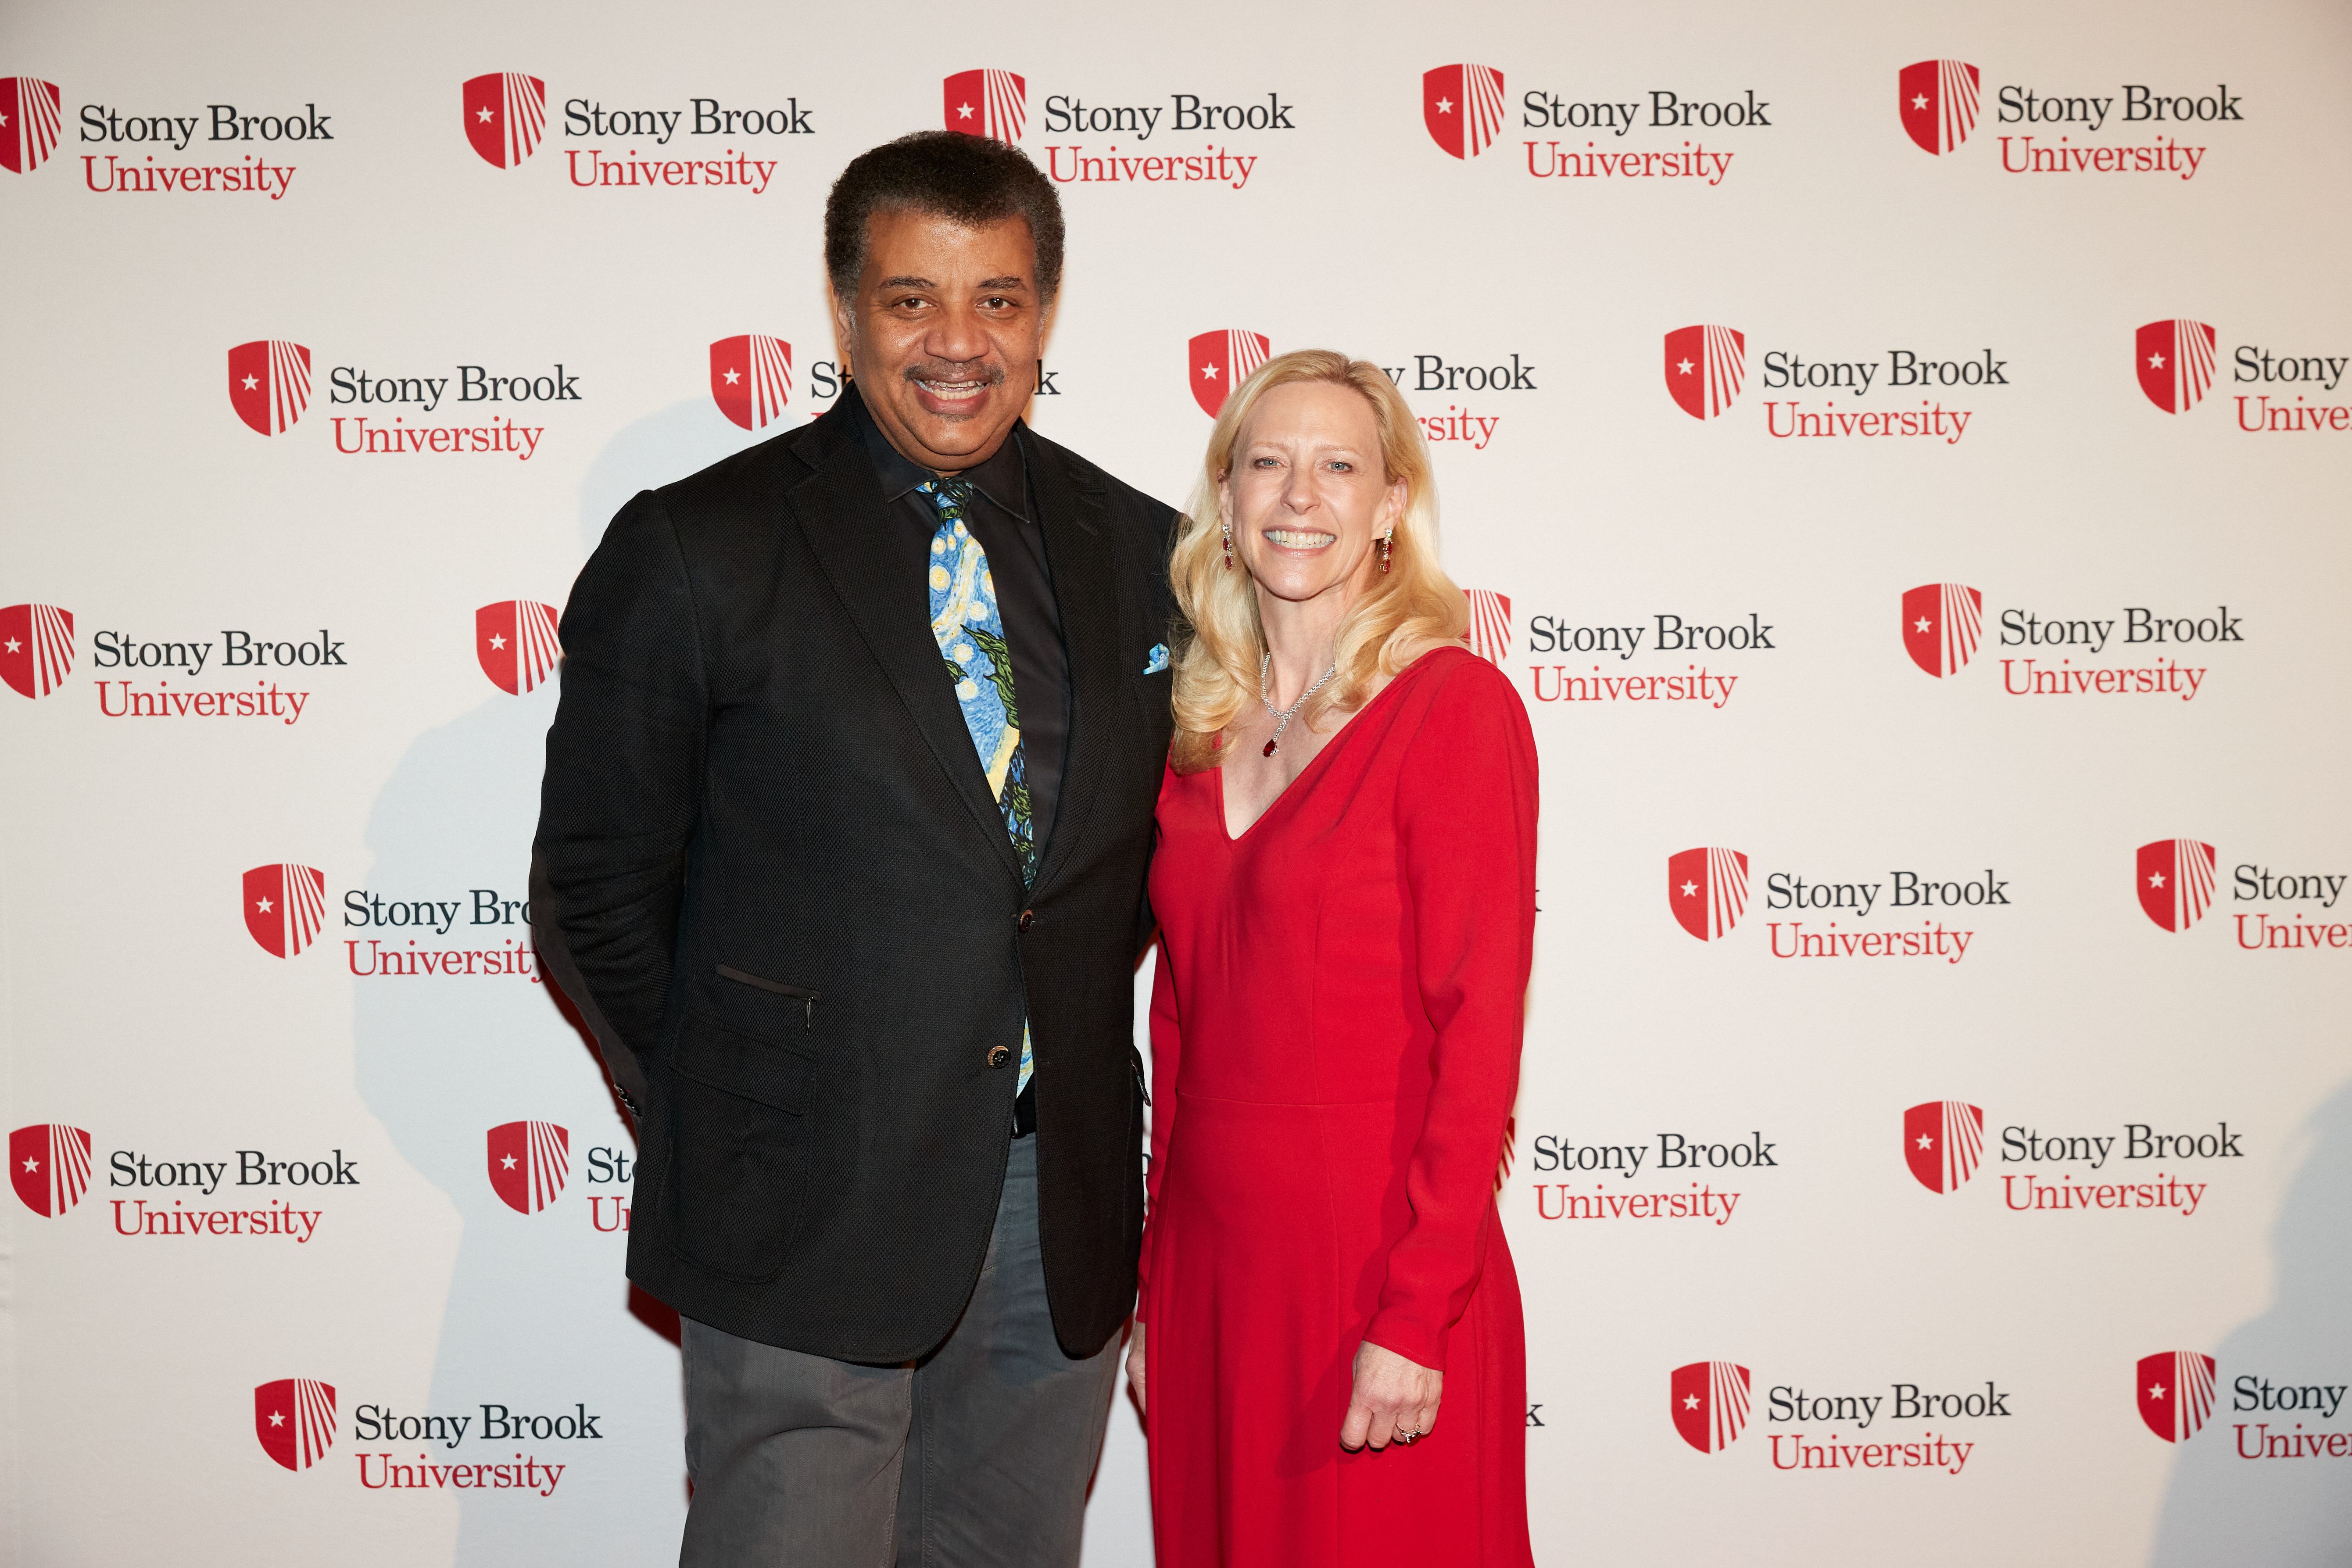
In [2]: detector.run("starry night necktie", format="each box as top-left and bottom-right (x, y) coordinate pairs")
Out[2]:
(921, 476), (1035, 1096)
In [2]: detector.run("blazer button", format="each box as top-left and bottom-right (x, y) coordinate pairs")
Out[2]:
(987, 1045), (1013, 1069)
(1017, 909), (1035, 933)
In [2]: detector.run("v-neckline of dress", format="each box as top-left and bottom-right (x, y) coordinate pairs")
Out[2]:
(1213, 648), (1450, 843)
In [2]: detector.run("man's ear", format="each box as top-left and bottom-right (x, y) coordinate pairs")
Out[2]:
(827, 283), (856, 379)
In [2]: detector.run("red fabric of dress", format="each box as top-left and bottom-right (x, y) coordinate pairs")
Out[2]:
(1141, 647), (1538, 1568)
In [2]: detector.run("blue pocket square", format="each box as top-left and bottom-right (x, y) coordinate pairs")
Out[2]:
(1143, 644), (1170, 674)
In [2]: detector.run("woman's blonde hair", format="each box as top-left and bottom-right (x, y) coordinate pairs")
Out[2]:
(1169, 349), (1468, 773)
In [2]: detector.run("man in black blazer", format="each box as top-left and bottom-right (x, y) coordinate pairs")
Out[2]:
(533, 132), (1176, 1565)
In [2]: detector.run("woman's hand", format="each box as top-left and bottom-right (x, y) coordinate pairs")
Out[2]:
(1125, 1323), (1147, 1416)
(1341, 1340), (1442, 1451)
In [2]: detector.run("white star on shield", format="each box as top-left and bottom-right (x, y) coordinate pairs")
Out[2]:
(1683, 1394), (1700, 1410)
(269, 1410), (286, 1426)
(490, 634), (507, 650)
(1680, 881), (1697, 897)
(1201, 363), (1217, 380)
(2149, 352), (2166, 369)
(1435, 97), (1453, 114)
(256, 896), (274, 913)
(1917, 1133), (1933, 1150)
(724, 368), (740, 384)
(242, 375), (258, 390)
(3, 638), (18, 654)
(2149, 871), (2166, 888)
(21, 1156), (36, 1174)
(2149, 1384), (2166, 1400)
(1912, 94), (1928, 111)
(1915, 617), (1931, 633)
(501, 1154), (517, 1169)
(957, 102), (974, 120)
(477, 106), (493, 124)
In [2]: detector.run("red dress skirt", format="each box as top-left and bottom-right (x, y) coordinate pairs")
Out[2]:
(1141, 647), (1538, 1567)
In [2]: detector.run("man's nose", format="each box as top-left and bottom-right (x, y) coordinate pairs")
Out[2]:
(925, 303), (991, 365)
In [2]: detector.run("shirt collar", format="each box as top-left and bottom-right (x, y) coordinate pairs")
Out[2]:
(852, 383), (1030, 519)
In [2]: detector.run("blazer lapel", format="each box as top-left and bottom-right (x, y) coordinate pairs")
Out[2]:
(786, 398), (1026, 889)
(1023, 426), (1122, 902)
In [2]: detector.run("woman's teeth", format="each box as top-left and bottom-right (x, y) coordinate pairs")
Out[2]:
(1267, 529), (1337, 549)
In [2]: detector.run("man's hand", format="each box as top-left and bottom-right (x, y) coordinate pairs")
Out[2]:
(1125, 1322), (1147, 1416)
(1341, 1340), (1442, 1451)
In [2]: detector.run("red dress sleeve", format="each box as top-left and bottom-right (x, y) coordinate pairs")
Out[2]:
(1362, 658), (1539, 1370)
(1134, 932), (1181, 1322)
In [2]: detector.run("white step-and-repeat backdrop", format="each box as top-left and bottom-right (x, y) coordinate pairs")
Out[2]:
(4, 0), (2348, 1562)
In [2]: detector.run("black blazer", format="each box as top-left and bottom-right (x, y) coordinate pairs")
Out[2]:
(532, 387), (1177, 1361)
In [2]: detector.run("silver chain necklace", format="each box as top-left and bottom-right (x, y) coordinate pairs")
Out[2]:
(1258, 651), (1339, 758)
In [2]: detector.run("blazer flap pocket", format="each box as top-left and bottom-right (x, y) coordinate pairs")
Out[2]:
(672, 1010), (816, 1115)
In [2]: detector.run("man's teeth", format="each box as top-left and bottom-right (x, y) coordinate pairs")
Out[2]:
(1267, 530), (1336, 548)
(920, 379), (986, 400)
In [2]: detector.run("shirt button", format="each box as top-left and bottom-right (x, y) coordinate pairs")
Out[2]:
(1017, 909), (1035, 933)
(987, 1045), (1013, 1069)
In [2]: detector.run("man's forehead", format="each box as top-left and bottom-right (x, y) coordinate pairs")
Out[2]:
(863, 210), (1035, 275)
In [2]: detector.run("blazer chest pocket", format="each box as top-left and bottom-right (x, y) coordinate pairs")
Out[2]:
(672, 1006), (817, 1116)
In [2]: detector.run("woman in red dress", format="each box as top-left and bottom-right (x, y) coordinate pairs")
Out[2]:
(1127, 350), (1537, 1567)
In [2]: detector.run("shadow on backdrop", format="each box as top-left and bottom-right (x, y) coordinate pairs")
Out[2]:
(351, 400), (755, 1563)
(2148, 1076), (2352, 1567)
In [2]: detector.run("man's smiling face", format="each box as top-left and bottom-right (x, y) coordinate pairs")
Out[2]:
(838, 208), (1045, 472)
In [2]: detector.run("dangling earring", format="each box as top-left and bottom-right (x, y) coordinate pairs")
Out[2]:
(1222, 518), (1234, 569)
(1378, 531), (1393, 574)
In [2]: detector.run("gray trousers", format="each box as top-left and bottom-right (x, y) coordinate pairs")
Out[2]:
(678, 1136), (1121, 1567)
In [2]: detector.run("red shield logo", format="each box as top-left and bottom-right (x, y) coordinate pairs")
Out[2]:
(462, 72), (547, 169)
(1188, 330), (1271, 419)
(0, 77), (62, 174)
(1901, 583), (1983, 678)
(1898, 60), (1981, 155)
(710, 335), (793, 431)
(1464, 590), (1511, 666)
(0, 603), (75, 698)
(1422, 64), (1505, 160)
(227, 340), (313, 436)
(1671, 1361), (1752, 1453)
(2137, 1351), (2216, 1443)
(1904, 1101), (1984, 1193)
(2137, 319), (2217, 415)
(243, 863), (326, 959)
(254, 1378), (337, 1471)
(944, 69), (1026, 140)
(1668, 847), (1749, 942)
(1664, 325), (1745, 420)
(2137, 838), (2216, 933)
(10, 1124), (92, 1217)
(487, 1121), (571, 1214)
(476, 601), (562, 695)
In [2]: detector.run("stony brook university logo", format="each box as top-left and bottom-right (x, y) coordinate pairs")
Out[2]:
(1899, 60), (1981, 155)
(244, 863), (326, 959)
(1905, 1101), (1985, 1193)
(463, 72), (548, 169)
(255, 1378), (337, 1471)
(1422, 64), (1505, 160)
(227, 340), (313, 436)
(1665, 325), (1745, 420)
(487, 1121), (570, 1214)
(2138, 838), (2217, 932)
(476, 601), (562, 695)
(1669, 847), (1750, 941)
(10, 1124), (92, 1217)
(1464, 590), (1511, 666)
(0, 77), (62, 174)
(944, 69), (1026, 140)
(2137, 319), (2218, 414)
(0, 602), (75, 698)
(1902, 583), (1983, 678)
(1671, 1361), (1753, 1453)
(710, 335), (792, 431)
(1189, 329), (1270, 418)
(2138, 1352), (2217, 1443)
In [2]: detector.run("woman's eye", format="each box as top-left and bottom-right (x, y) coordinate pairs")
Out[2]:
(1328, 461), (1353, 473)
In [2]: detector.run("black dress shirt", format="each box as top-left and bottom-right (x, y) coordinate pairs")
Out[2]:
(855, 391), (1071, 860)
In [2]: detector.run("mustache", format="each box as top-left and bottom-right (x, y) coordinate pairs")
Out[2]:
(900, 362), (1008, 387)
